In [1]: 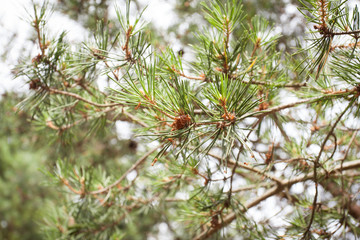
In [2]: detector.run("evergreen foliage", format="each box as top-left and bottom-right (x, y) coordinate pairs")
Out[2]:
(3, 0), (360, 239)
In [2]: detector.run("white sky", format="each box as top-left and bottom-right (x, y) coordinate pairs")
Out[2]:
(0, 0), (177, 94)
(0, 0), (31, 93)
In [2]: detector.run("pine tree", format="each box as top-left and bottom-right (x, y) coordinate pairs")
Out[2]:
(7, 0), (360, 239)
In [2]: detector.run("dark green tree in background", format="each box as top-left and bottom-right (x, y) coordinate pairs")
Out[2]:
(2, 0), (360, 239)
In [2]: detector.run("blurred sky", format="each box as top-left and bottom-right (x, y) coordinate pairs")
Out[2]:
(0, 0), (177, 94)
(1, 0), (359, 94)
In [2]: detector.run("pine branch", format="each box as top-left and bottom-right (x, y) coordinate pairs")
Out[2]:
(48, 88), (122, 108)
(303, 100), (353, 239)
(89, 145), (161, 195)
(251, 87), (357, 118)
(193, 159), (360, 239)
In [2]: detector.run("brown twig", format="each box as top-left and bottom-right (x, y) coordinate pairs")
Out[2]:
(60, 177), (84, 195)
(104, 61), (120, 81)
(207, 150), (282, 185)
(249, 87), (357, 118)
(318, 0), (328, 30)
(121, 109), (149, 128)
(48, 87), (122, 108)
(33, 16), (45, 56)
(193, 186), (281, 240)
(231, 182), (274, 193)
(242, 80), (307, 88)
(303, 100), (353, 239)
(193, 158), (360, 240)
(171, 68), (206, 81)
(330, 41), (360, 52)
(122, 26), (133, 61)
(46, 106), (117, 131)
(89, 145), (161, 195)
(226, 118), (262, 207)
(330, 29), (360, 36)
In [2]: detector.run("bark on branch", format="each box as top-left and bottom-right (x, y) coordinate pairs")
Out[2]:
(193, 159), (360, 240)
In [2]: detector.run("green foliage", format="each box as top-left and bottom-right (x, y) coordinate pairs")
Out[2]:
(4, 0), (360, 239)
(0, 93), (55, 240)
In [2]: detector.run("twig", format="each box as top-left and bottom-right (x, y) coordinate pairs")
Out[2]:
(192, 87), (357, 118)
(242, 80), (307, 88)
(60, 177), (83, 195)
(207, 151), (282, 184)
(122, 26), (133, 61)
(330, 29), (360, 36)
(46, 106), (117, 131)
(48, 87), (122, 108)
(249, 88), (357, 118)
(122, 108), (149, 128)
(104, 61), (120, 81)
(193, 158), (360, 240)
(231, 182), (274, 193)
(172, 68), (206, 81)
(89, 145), (161, 195)
(193, 186), (281, 240)
(284, 159), (360, 186)
(46, 107), (148, 131)
(302, 100), (352, 238)
(33, 14), (45, 56)
(330, 41), (360, 51)
(227, 118), (262, 205)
